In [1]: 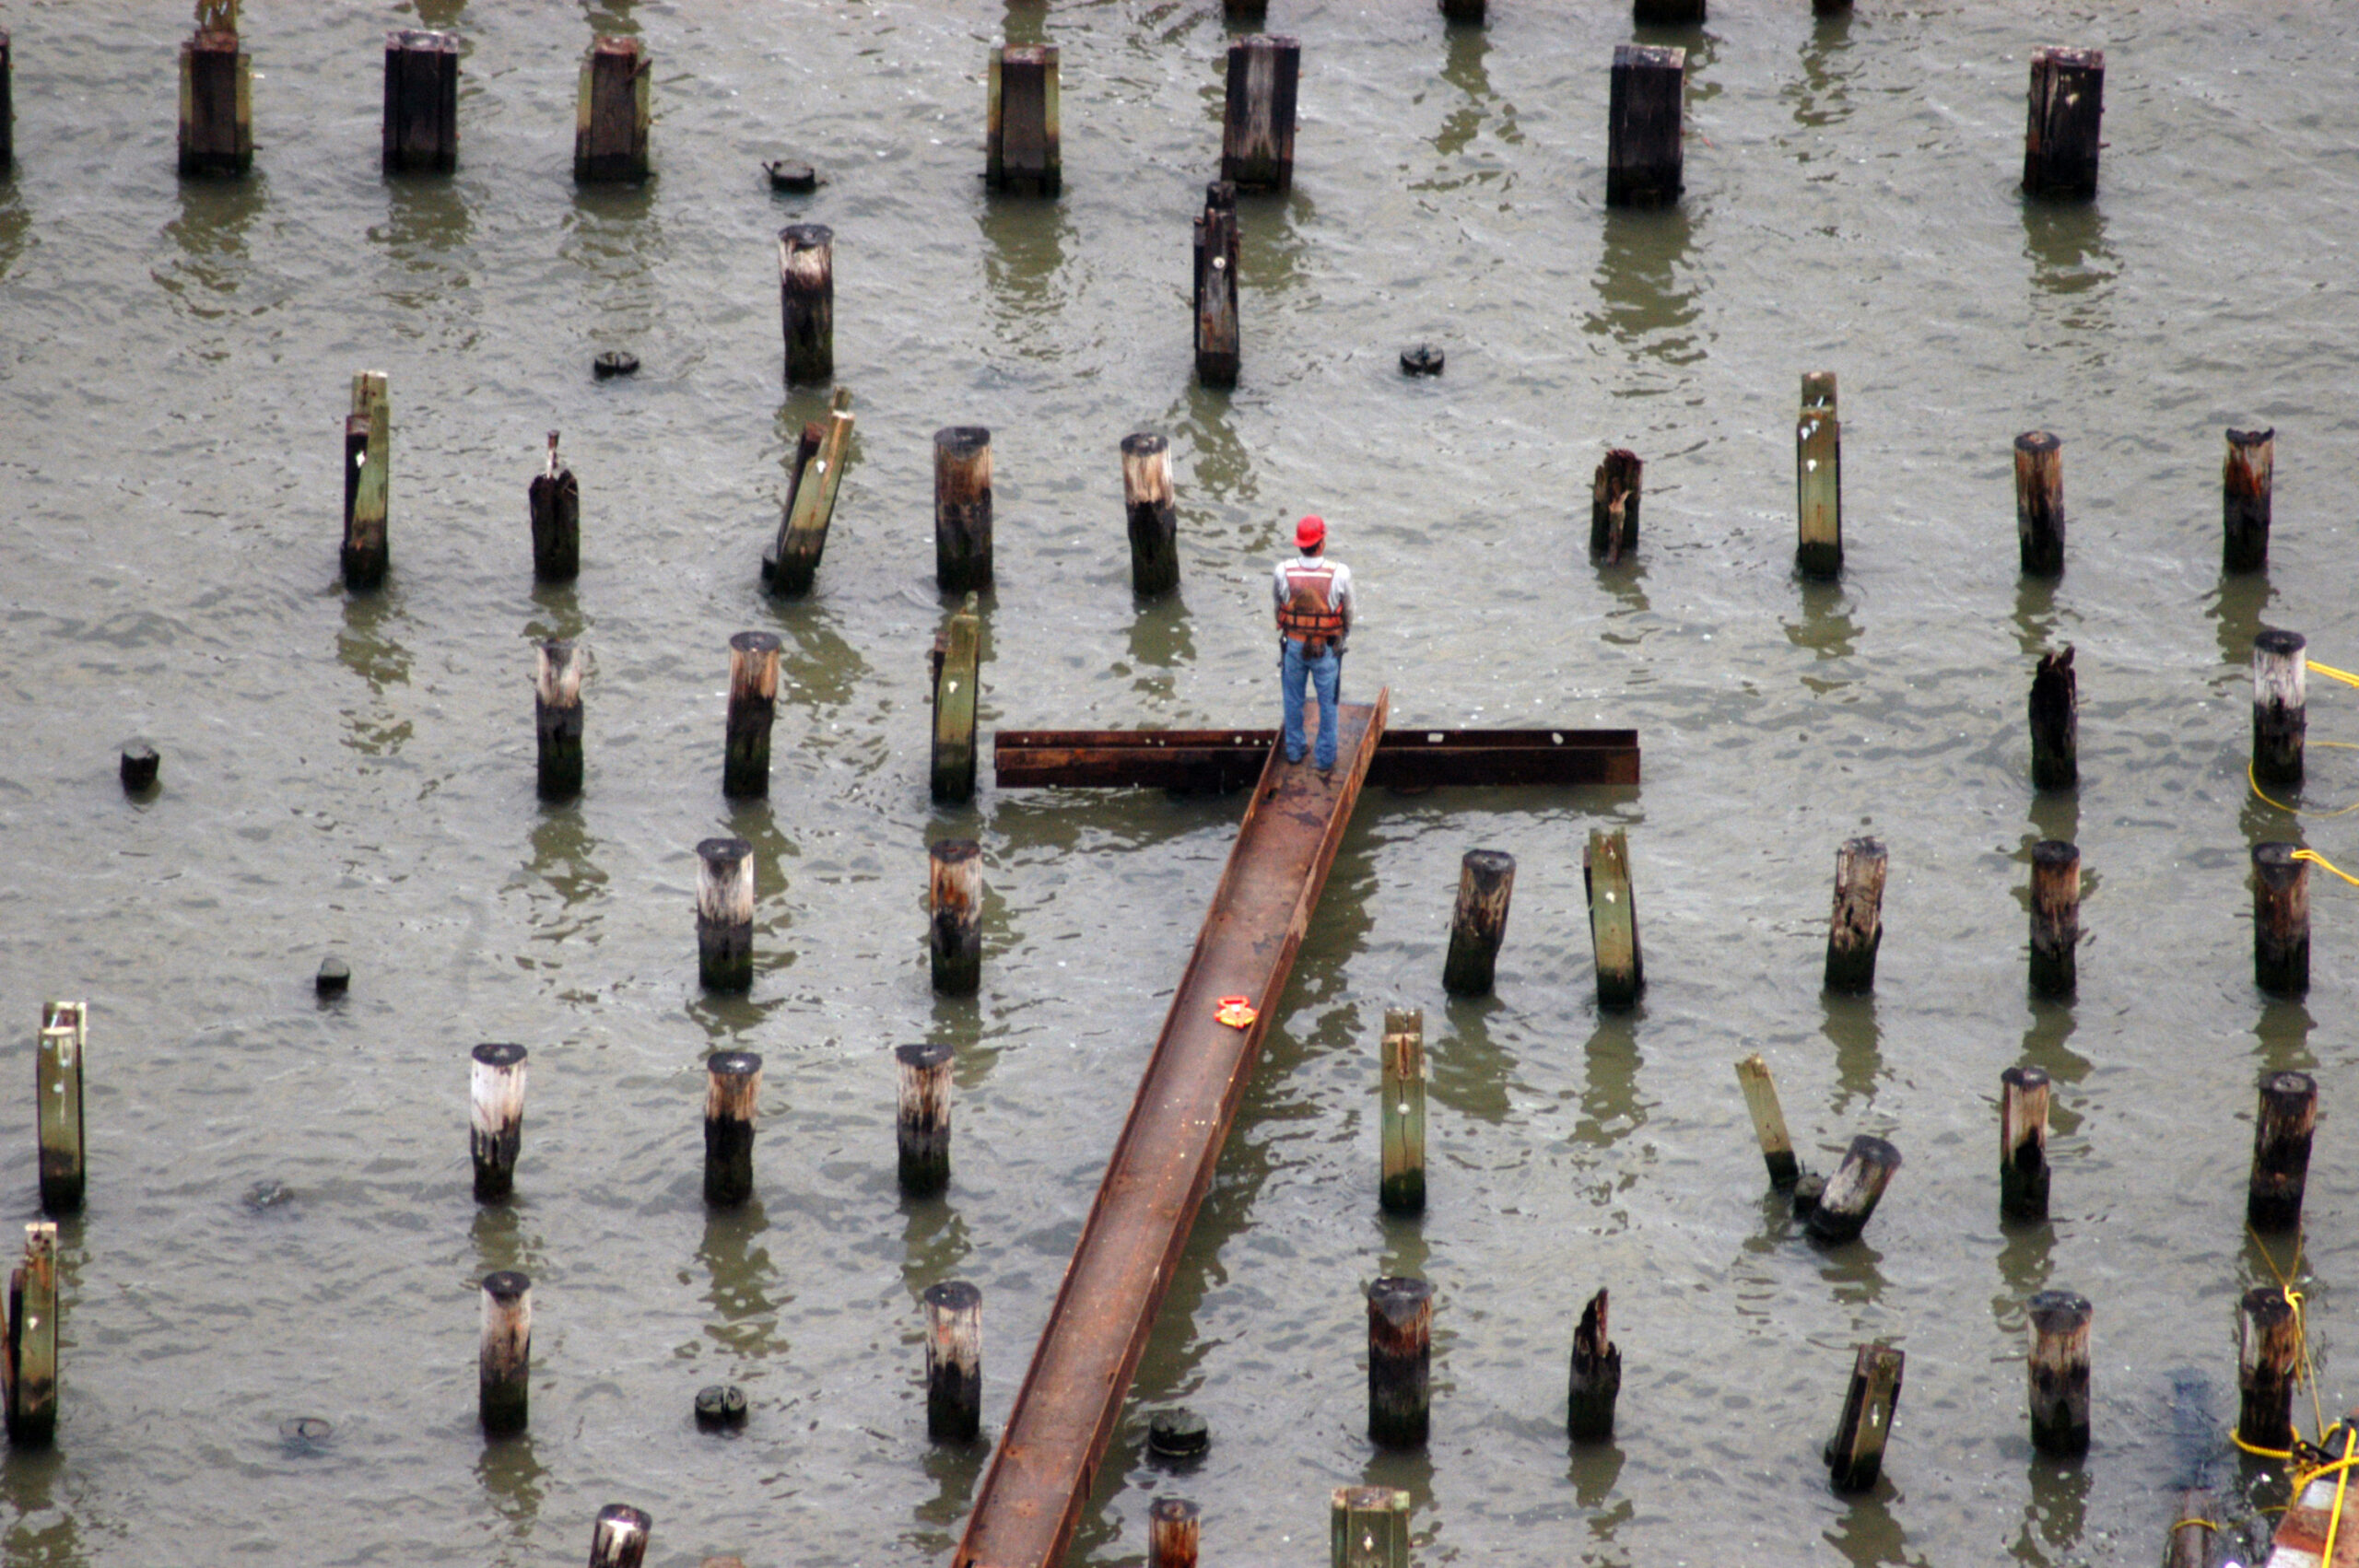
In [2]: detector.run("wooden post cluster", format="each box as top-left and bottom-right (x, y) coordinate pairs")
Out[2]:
(382, 29), (459, 174)
(2022, 48), (2104, 198)
(723, 631), (782, 800)
(779, 224), (835, 385)
(1823, 836), (1885, 994)
(2014, 431), (2064, 576)
(1736, 1054), (1801, 1190)
(469, 1041), (529, 1202)
(1605, 45), (1684, 209)
(1379, 1009), (1426, 1215)
(896, 1041), (954, 1196)
(478, 1270), (531, 1436)
(1590, 449), (1642, 564)
(1999, 1065), (2049, 1222)
(535, 641), (586, 802)
(1221, 35), (1299, 192)
(2028, 646), (2077, 790)
(4, 1222), (58, 1447)
(931, 595), (982, 804)
(2252, 842), (2311, 997)
(1147, 1498), (1200, 1568)
(2026, 841), (2079, 998)
(530, 432), (581, 582)
(930, 838), (983, 995)
(588, 1504), (652, 1568)
(1796, 372), (1841, 578)
(2248, 1070), (2317, 1234)
(2223, 427), (2274, 573)
(924, 1280), (983, 1443)
(1121, 434), (1180, 596)
(2252, 628), (2307, 788)
(1367, 1277), (1432, 1447)
(1331, 1488), (1410, 1568)
(178, 1), (252, 177)
(35, 1001), (86, 1217)
(1584, 828), (1643, 1008)
(1442, 848), (1515, 996)
(772, 388), (854, 597)
(575, 37), (651, 183)
(1824, 1343), (1903, 1492)
(934, 428), (994, 593)
(2025, 1290), (2092, 1455)
(703, 1051), (762, 1207)
(343, 371), (391, 591)
(1566, 1287), (1620, 1443)
(1805, 1135), (1901, 1245)
(1193, 182), (1241, 389)
(2237, 1286), (2299, 1456)
(986, 45), (1061, 195)
(696, 837), (756, 992)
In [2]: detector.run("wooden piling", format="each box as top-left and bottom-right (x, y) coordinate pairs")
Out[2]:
(1367, 1277), (1433, 1448)
(771, 388), (853, 597)
(1584, 828), (1643, 1008)
(315, 956), (350, 996)
(1605, 45), (1684, 209)
(1379, 1009), (1426, 1215)
(2253, 843), (2311, 998)
(574, 37), (651, 183)
(4, 1222), (58, 1447)
(1999, 1065), (2050, 1222)
(2014, 431), (2064, 577)
(469, 1042), (528, 1202)
(1148, 1498), (1200, 1568)
(1590, 449), (1642, 564)
(0, 31), (12, 173)
(986, 45), (1061, 195)
(1442, 848), (1516, 996)
(931, 596), (981, 805)
(178, 6), (252, 177)
(1825, 1343), (1904, 1492)
(1805, 1135), (1901, 1245)
(1122, 434), (1180, 597)
(2025, 1290), (2092, 1455)
(2237, 1285), (2299, 1456)
(1635, 0), (1706, 23)
(1439, 0), (1485, 25)
(1193, 182), (1242, 389)
(896, 1041), (954, 1196)
(534, 641), (586, 802)
(1331, 1488), (1410, 1568)
(2224, 427), (2274, 574)
(2026, 841), (2080, 998)
(34, 1002), (85, 1218)
(529, 432), (580, 581)
(924, 1280), (983, 1443)
(696, 838), (756, 992)
(935, 427), (993, 593)
(1797, 372), (1842, 578)
(478, 1270), (531, 1436)
(1823, 836), (1886, 994)
(2022, 48), (2104, 199)
(2253, 628), (2307, 788)
(1221, 35), (1299, 193)
(779, 224), (834, 386)
(120, 744), (160, 792)
(342, 371), (390, 591)
(587, 1504), (652, 1568)
(1224, 0), (1267, 19)
(703, 1051), (762, 1208)
(2029, 646), (2077, 791)
(723, 632), (782, 800)
(1735, 1054), (1801, 1190)
(2248, 1070), (2318, 1234)
(2166, 1491), (2215, 1568)
(929, 838), (983, 995)
(1567, 1287), (1620, 1443)
(382, 29), (458, 174)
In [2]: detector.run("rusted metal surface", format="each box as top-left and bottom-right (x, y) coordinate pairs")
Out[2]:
(994, 725), (1637, 792)
(952, 692), (1391, 1568)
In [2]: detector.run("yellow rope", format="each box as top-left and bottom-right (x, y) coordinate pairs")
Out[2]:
(2310, 661), (2359, 689)
(2295, 848), (2359, 887)
(2292, 1427), (2359, 1568)
(2248, 747), (2359, 820)
(2169, 1517), (2221, 1532)
(2251, 1226), (2329, 1442)
(2233, 1429), (2296, 1459)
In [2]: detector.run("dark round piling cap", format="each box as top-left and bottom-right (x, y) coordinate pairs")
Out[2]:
(473, 1041), (528, 1071)
(278, 1416), (334, 1451)
(766, 160), (819, 193)
(120, 743), (160, 792)
(1146, 1406), (1210, 1461)
(315, 956), (351, 996)
(1790, 1172), (1825, 1217)
(708, 1050), (763, 1081)
(695, 1384), (749, 1429)
(896, 1040), (956, 1072)
(1400, 344), (1445, 377)
(2255, 627), (2308, 660)
(593, 350), (640, 380)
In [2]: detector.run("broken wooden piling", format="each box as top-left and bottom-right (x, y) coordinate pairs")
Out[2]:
(1590, 449), (1642, 564)
(1367, 1277), (1433, 1447)
(1806, 1135), (1900, 1245)
(342, 371), (390, 590)
(2253, 629), (2307, 788)
(120, 744), (159, 793)
(696, 838), (756, 992)
(1824, 836), (1885, 994)
(1442, 848), (1515, 996)
(1122, 434), (1180, 596)
(1736, 1054), (1801, 1190)
(587, 1504), (652, 1568)
(926, 1281), (983, 1443)
(986, 45), (1060, 195)
(2238, 1285), (2299, 1456)
(771, 388), (853, 597)
(1999, 1065), (2050, 1222)
(4, 1222), (58, 1446)
(1825, 1343), (1903, 1492)
(529, 432), (580, 581)
(1194, 182), (1241, 389)
(469, 1042), (528, 1202)
(931, 596), (981, 804)
(1148, 1499), (1200, 1568)
(779, 224), (834, 385)
(535, 641), (586, 802)
(2015, 431), (2065, 576)
(2023, 48), (2103, 198)
(2224, 427), (2274, 574)
(1567, 1288), (1620, 1443)
(382, 29), (458, 174)
(2025, 1290), (2092, 1454)
(897, 1042), (954, 1196)
(1331, 1489), (1410, 1568)
(2027, 841), (2080, 998)
(723, 632), (782, 800)
(575, 37), (650, 183)
(703, 1051), (762, 1208)
(930, 838), (982, 995)
(2253, 842), (2311, 998)
(2248, 1071), (2317, 1234)
(2029, 646), (2078, 790)
(1379, 1009), (1426, 1215)
(1221, 35), (1299, 192)
(935, 427), (994, 593)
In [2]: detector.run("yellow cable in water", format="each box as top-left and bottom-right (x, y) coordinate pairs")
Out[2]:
(2309, 660), (2359, 689)
(2248, 754), (2359, 820)
(2251, 1225), (2328, 1443)
(2295, 848), (2359, 887)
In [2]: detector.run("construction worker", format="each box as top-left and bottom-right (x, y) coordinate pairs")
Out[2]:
(1272, 514), (1354, 772)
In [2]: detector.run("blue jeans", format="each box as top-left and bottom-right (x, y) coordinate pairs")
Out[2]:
(1281, 638), (1341, 768)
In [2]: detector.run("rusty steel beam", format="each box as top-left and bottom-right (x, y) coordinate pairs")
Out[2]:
(994, 726), (1638, 791)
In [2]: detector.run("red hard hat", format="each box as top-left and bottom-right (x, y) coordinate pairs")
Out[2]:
(1295, 514), (1326, 549)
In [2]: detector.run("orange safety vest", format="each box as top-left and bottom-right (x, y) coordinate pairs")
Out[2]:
(1278, 564), (1345, 645)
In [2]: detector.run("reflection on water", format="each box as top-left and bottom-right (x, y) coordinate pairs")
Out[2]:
(697, 1199), (783, 1359)
(0, 186), (29, 285)
(2208, 570), (2275, 675)
(2025, 789), (2079, 853)
(1569, 1439), (1626, 1511)
(1123, 591), (1196, 708)
(2253, 998), (2317, 1075)
(900, 1189), (970, 1301)
(580, 3), (638, 38)
(2019, 1001), (2087, 1098)
(563, 182), (662, 348)
(1237, 188), (1315, 299)
(1434, 993), (1512, 1124)
(773, 604), (876, 719)
(415, 0), (467, 29)
(1361, 1441), (1437, 1514)
(1996, 1212), (2055, 1300)
(1785, 12), (1857, 139)
(337, 591), (416, 756)
(1162, 392), (1261, 554)
(912, 1439), (989, 1541)
(1787, 579), (1860, 690)
(2012, 575), (2061, 658)
(2023, 203), (2115, 358)
(1823, 992), (1881, 1112)
(523, 581), (589, 647)
(474, 1431), (546, 1547)
(1431, 23), (1519, 167)
(375, 179), (475, 320)
(1597, 555), (1651, 625)
(1575, 1012), (1647, 1146)
(980, 194), (1072, 348)
(469, 1199), (546, 1281)
(1588, 206), (1702, 370)
(1, 1445), (75, 1565)
(1825, 1488), (1925, 1567)
(512, 811), (607, 975)
(2013, 1454), (2090, 1566)
(161, 174), (268, 303)
(1001, 1), (1047, 47)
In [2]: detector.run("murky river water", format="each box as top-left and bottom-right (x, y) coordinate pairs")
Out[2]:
(4, 1), (2358, 1563)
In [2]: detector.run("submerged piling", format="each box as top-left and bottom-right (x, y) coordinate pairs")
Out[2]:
(1605, 45), (1684, 209)
(986, 45), (1060, 195)
(34, 1001), (85, 1217)
(469, 1042), (528, 1202)
(534, 641), (586, 802)
(1442, 849), (1515, 996)
(703, 1051), (762, 1208)
(2252, 842), (2310, 998)
(479, 1270), (531, 1436)
(2022, 48), (2104, 198)
(1823, 836), (1885, 994)
(696, 838), (756, 992)
(1999, 1065), (2050, 1222)
(1122, 434), (1180, 596)
(929, 838), (982, 995)
(1796, 372), (1841, 578)
(1221, 35), (1299, 192)
(723, 632), (782, 800)
(2248, 1071), (2317, 1234)
(2224, 427), (2274, 574)
(575, 37), (650, 182)
(1825, 1343), (1904, 1492)
(924, 1281), (983, 1443)
(896, 1041), (954, 1196)
(382, 29), (458, 174)
(2025, 1290), (2093, 1455)
(1590, 449), (1642, 563)
(1379, 1009), (1426, 1215)
(1566, 1288), (1620, 1443)
(1367, 1277), (1433, 1447)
